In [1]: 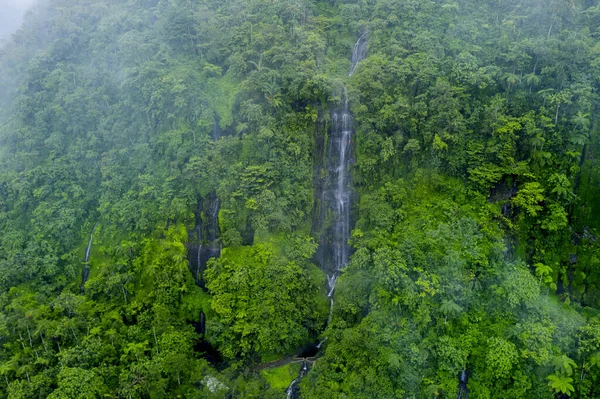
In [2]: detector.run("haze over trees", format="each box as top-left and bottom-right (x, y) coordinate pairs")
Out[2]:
(0, 0), (36, 40)
(0, 0), (600, 398)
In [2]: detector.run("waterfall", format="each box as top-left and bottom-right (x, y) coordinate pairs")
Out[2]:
(320, 86), (352, 330)
(349, 33), (367, 77)
(203, 191), (221, 265)
(327, 274), (338, 297)
(196, 225), (203, 284)
(457, 370), (469, 399)
(85, 225), (96, 264)
(190, 114), (222, 287)
(314, 33), (366, 324)
(192, 179), (222, 287)
(80, 223), (98, 293)
(326, 274), (337, 325)
(289, 33), (366, 398)
(322, 85), (356, 318)
(331, 87), (352, 273)
(209, 191), (220, 244)
(286, 361), (309, 399)
(195, 311), (206, 336)
(212, 112), (221, 141)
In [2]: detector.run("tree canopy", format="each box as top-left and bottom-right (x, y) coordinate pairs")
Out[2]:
(0, 0), (600, 398)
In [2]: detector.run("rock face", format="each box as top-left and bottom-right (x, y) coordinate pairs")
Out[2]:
(189, 113), (222, 287)
(189, 192), (221, 287)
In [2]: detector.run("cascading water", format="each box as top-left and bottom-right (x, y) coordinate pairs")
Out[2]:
(326, 274), (337, 325)
(457, 370), (469, 399)
(331, 88), (352, 266)
(80, 223), (98, 293)
(209, 191), (220, 244)
(291, 33), (366, 399)
(189, 113), (224, 363)
(202, 191), (222, 272)
(212, 112), (222, 141)
(321, 85), (353, 333)
(349, 33), (367, 77)
(85, 227), (95, 264)
(196, 217), (203, 285)
(286, 361), (309, 399)
(191, 185), (222, 287)
(189, 114), (222, 286)
(322, 32), (366, 321)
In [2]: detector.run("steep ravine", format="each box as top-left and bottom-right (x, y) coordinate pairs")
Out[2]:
(189, 120), (222, 287)
(188, 116), (223, 365)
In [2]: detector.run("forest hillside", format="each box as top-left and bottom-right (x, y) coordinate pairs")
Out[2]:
(1, 0), (600, 398)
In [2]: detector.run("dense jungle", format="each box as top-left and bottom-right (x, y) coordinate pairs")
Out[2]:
(1, 0), (600, 398)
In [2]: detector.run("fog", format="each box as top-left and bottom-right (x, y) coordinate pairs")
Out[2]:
(0, 0), (36, 40)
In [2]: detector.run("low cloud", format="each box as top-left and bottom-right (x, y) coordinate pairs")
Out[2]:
(0, 0), (37, 40)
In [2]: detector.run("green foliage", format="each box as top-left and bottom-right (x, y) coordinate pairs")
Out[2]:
(260, 362), (301, 390)
(0, 0), (599, 397)
(205, 240), (324, 360)
(497, 263), (539, 308)
(512, 182), (545, 217)
(485, 337), (518, 379)
(551, 354), (577, 376)
(47, 367), (108, 399)
(547, 374), (575, 396)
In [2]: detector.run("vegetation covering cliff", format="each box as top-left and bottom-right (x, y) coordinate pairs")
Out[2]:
(0, 0), (600, 398)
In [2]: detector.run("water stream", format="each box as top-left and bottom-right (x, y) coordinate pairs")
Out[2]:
(289, 33), (366, 399)
(191, 195), (221, 286)
(457, 370), (469, 399)
(190, 112), (223, 362)
(212, 112), (221, 141)
(80, 223), (98, 293)
(286, 361), (309, 399)
(349, 33), (367, 77)
(85, 227), (95, 264)
(190, 118), (222, 286)
(322, 32), (366, 323)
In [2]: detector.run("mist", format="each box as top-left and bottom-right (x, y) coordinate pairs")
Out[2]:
(0, 0), (599, 398)
(0, 0), (36, 40)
